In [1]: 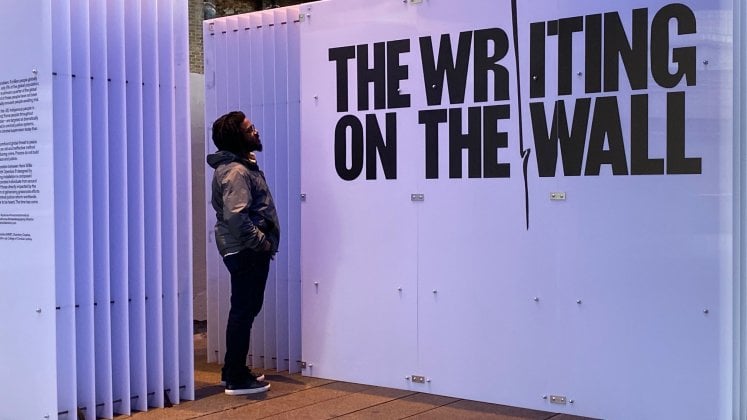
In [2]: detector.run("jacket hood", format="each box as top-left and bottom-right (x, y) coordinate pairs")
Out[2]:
(207, 150), (239, 169)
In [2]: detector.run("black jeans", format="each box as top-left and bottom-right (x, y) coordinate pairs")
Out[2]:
(222, 247), (271, 383)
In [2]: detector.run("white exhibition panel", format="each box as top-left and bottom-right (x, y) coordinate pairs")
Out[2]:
(52, 0), (78, 416)
(0, 1), (56, 419)
(300, 0), (422, 388)
(203, 15), (222, 363)
(124, 0), (149, 413)
(70, 0), (97, 416)
(203, 5), (303, 374)
(286, 7), (303, 374)
(0, 0), (193, 418)
(737, 2), (747, 418)
(173, 0), (196, 404)
(298, 0), (734, 419)
(90, 0), (115, 416)
(106, 0), (132, 414)
(157, 0), (180, 405)
(142, 0), (166, 408)
(260, 10), (279, 371)
(272, 8), (292, 373)
(248, 11), (268, 369)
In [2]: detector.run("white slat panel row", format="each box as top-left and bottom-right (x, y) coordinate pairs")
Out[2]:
(106, 0), (132, 414)
(124, 0), (148, 413)
(204, 17), (228, 364)
(259, 10), (277, 370)
(52, 1), (193, 418)
(203, 5), (302, 375)
(173, 0), (196, 404)
(70, 1), (97, 417)
(285, 6), (303, 375)
(157, 0), (181, 406)
(89, 0), (114, 417)
(52, 0), (77, 414)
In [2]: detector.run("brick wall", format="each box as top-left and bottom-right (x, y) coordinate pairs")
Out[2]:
(189, 0), (314, 74)
(189, 0), (204, 73)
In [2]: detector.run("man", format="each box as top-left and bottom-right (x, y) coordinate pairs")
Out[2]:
(207, 111), (280, 395)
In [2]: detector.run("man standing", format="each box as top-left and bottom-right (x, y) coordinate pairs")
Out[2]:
(207, 111), (280, 395)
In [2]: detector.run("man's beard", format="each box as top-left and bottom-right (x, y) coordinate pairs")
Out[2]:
(245, 137), (262, 153)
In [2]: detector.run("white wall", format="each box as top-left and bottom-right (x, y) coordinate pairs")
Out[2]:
(204, 0), (745, 418)
(299, 0), (736, 419)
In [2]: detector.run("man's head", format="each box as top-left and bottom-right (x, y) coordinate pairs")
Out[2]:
(211, 111), (262, 155)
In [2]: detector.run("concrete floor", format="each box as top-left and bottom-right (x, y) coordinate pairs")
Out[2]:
(124, 334), (596, 420)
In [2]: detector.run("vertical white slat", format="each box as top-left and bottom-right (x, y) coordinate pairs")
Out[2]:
(141, 0), (165, 408)
(107, 0), (131, 414)
(212, 18), (232, 367)
(157, 0), (180, 405)
(247, 12), (265, 368)
(203, 18), (222, 364)
(124, 0), (148, 411)
(217, 20), (233, 371)
(286, 6), (302, 374)
(235, 20), (253, 367)
(52, 0), (78, 415)
(237, 15), (252, 115)
(89, 0), (114, 417)
(260, 10), (278, 370)
(218, 16), (239, 371)
(0, 2), (56, 417)
(225, 16), (240, 111)
(738, 3), (747, 415)
(738, 2), (747, 415)
(70, 0), (97, 416)
(173, 0), (195, 402)
(235, 24), (253, 352)
(272, 8), (290, 373)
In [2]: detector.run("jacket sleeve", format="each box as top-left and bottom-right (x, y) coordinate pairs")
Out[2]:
(221, 166), (271, 251)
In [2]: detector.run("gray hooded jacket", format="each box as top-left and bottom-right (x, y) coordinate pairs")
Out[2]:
(207, 150), (280, 257)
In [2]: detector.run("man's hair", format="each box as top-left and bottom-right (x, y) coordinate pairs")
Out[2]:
(212, 111), (246, 154)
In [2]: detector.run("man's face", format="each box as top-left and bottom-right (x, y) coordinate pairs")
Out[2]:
(241, 118), (262, 152)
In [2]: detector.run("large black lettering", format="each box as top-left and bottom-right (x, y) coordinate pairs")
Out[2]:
(356, 43), (386, 111)
(604, 9), (648, 92)
(530, 22), (546, 99)
(531, 99), (590, 177)
(365, 113), (397, 179)
(585, 14), (602, 94)
(449, 107), (482, 178)
(483, 105), (511, 178)
(630, 94), (664, 175)
(418, 109), (448, 179)
(666, 92), (700, 174)
(474, 28), (510, 103)
(329, 46), (355, 112)
(387, 39), (411, 109)
(555, 16), (584, 96)
(651, 4), (696, 88)
(420, 32), (472, 106)
(335, 115), (364, 180)
(585, 96), (628, 176)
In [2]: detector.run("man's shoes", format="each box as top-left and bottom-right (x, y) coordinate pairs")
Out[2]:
(220, 370), (265, 386)
(224, 378), (271, 395)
